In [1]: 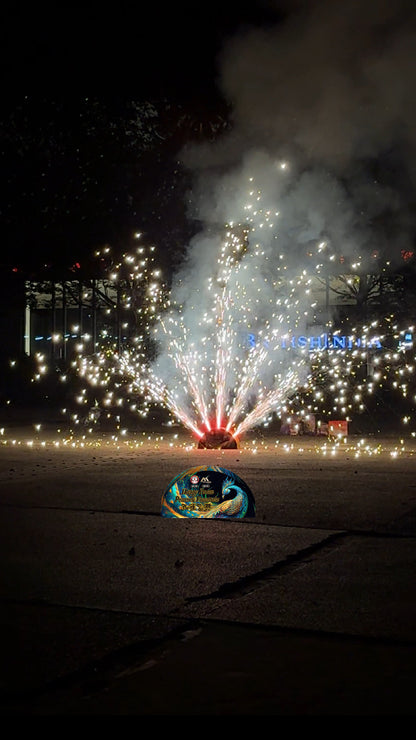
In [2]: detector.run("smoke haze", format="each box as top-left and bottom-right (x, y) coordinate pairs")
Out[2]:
(150, 0), (416, 432)
(182, 0), (416, 264)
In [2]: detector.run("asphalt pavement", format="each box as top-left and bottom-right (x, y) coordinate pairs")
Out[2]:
(0, 426), (415, 715)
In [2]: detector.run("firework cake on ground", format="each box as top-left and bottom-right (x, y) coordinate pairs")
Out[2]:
(161, 465), (255, 519)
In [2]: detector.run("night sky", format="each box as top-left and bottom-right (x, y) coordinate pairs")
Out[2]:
(0, 2), (284, 275)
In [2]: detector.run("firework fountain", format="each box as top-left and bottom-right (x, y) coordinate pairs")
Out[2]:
(75, 167), (323, 445)
(58, 154), (416, 445)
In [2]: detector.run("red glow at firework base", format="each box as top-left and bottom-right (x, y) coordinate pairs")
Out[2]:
(197, 427), (239, 449)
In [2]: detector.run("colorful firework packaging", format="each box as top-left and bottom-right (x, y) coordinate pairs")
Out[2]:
(161, 466), (256, 519)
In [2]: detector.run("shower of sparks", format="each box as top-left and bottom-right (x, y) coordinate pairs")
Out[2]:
(69, 175), (318, 440)
(25, 170), (416, 440)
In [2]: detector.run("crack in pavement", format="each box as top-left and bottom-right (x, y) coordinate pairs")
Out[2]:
(179, 531), (348, 606)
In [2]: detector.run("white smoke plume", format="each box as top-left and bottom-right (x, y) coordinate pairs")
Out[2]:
(148, 0), (416, 434)
(184, 0), (416, 262)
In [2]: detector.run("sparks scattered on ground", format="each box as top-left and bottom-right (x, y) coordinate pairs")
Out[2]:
(0, 424), (415, 459)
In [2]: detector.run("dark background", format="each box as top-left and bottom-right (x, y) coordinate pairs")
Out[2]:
(0, 1), (286, 380)
(0, 3), (284, 272)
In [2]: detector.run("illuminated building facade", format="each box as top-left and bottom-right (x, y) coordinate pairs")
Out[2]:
(22, 272), (142, 365)
(21, 270), (397, 361)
